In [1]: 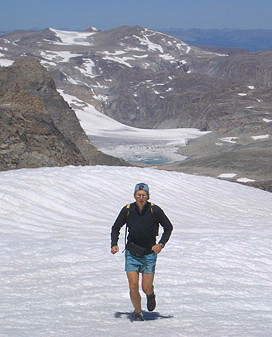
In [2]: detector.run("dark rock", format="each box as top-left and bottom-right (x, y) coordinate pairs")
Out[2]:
(0, 56), (126, 171)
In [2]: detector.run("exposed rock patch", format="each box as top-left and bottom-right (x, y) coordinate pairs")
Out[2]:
(0, 57), (126, 171)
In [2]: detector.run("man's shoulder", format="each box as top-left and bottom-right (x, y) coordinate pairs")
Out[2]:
(150, 203), (164, 216)
(121, 202), (136, 214)
(151, 203), (162, 211)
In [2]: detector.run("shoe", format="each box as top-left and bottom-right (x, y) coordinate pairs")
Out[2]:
(147, 292), (156, 311)
(134, 312), (144, 321)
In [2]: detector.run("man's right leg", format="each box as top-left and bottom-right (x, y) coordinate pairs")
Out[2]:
(127, 271), (141, 313)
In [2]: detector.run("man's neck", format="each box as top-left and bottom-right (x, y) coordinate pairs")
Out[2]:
(136, 201), (149, 213)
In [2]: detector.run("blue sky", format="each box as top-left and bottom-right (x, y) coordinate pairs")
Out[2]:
(1, 0), (272, 31)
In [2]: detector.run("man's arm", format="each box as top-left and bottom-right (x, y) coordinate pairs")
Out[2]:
(154, 205), (173, 246)
(111, 206), (127, 253)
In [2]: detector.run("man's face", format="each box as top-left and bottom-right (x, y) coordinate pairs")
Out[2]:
(134, 190), (149, 208)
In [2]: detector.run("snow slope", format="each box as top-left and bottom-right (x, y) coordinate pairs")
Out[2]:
(1, 165), (272, 337)
(58, 90), (209, 164)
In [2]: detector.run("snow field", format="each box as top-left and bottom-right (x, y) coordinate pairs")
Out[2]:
(0, 165), (272, 336)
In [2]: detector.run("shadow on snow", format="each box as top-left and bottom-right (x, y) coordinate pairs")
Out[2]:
(114, 311), (174, 322)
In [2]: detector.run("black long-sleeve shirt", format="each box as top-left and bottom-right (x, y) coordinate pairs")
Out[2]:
(111, 201), (173, 251)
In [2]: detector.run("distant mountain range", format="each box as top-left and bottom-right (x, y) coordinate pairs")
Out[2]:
(161, 28), (272, 51)
(2, 27), (272, 51)
(0, 26), (271, 191)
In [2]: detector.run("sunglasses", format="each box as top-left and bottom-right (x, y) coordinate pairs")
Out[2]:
(135, 194), (148, 199)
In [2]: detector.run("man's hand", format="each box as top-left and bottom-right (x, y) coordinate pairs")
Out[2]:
(152, 244), (163, 254)
(111, 245), (119, 254)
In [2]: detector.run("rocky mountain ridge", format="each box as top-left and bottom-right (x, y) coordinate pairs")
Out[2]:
(0, 26), (271, 190)
(0, 57), (125, 171)
(1, 26), (272, 128)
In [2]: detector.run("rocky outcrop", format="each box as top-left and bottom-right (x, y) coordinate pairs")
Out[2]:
(0, 57), (126, 171)
(159, 131), (272, 191)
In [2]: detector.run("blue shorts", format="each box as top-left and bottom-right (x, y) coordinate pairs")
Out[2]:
(125, 250), (157, 274)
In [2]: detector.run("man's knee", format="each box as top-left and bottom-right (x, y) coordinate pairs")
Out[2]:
(129, 281), (139, 292)
(128, 276), (139, 292)
(142, 283), (153, 295)
(142, 286), (152, 295)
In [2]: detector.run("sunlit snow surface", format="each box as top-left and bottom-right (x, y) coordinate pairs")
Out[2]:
(0, 165), (272, 337)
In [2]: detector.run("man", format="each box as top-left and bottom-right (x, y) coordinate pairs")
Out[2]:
(111, 182), (173, 321)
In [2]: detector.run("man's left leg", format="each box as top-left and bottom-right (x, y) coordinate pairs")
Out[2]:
(142, 273), (154, 296)
(142, 273), (156, 311)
